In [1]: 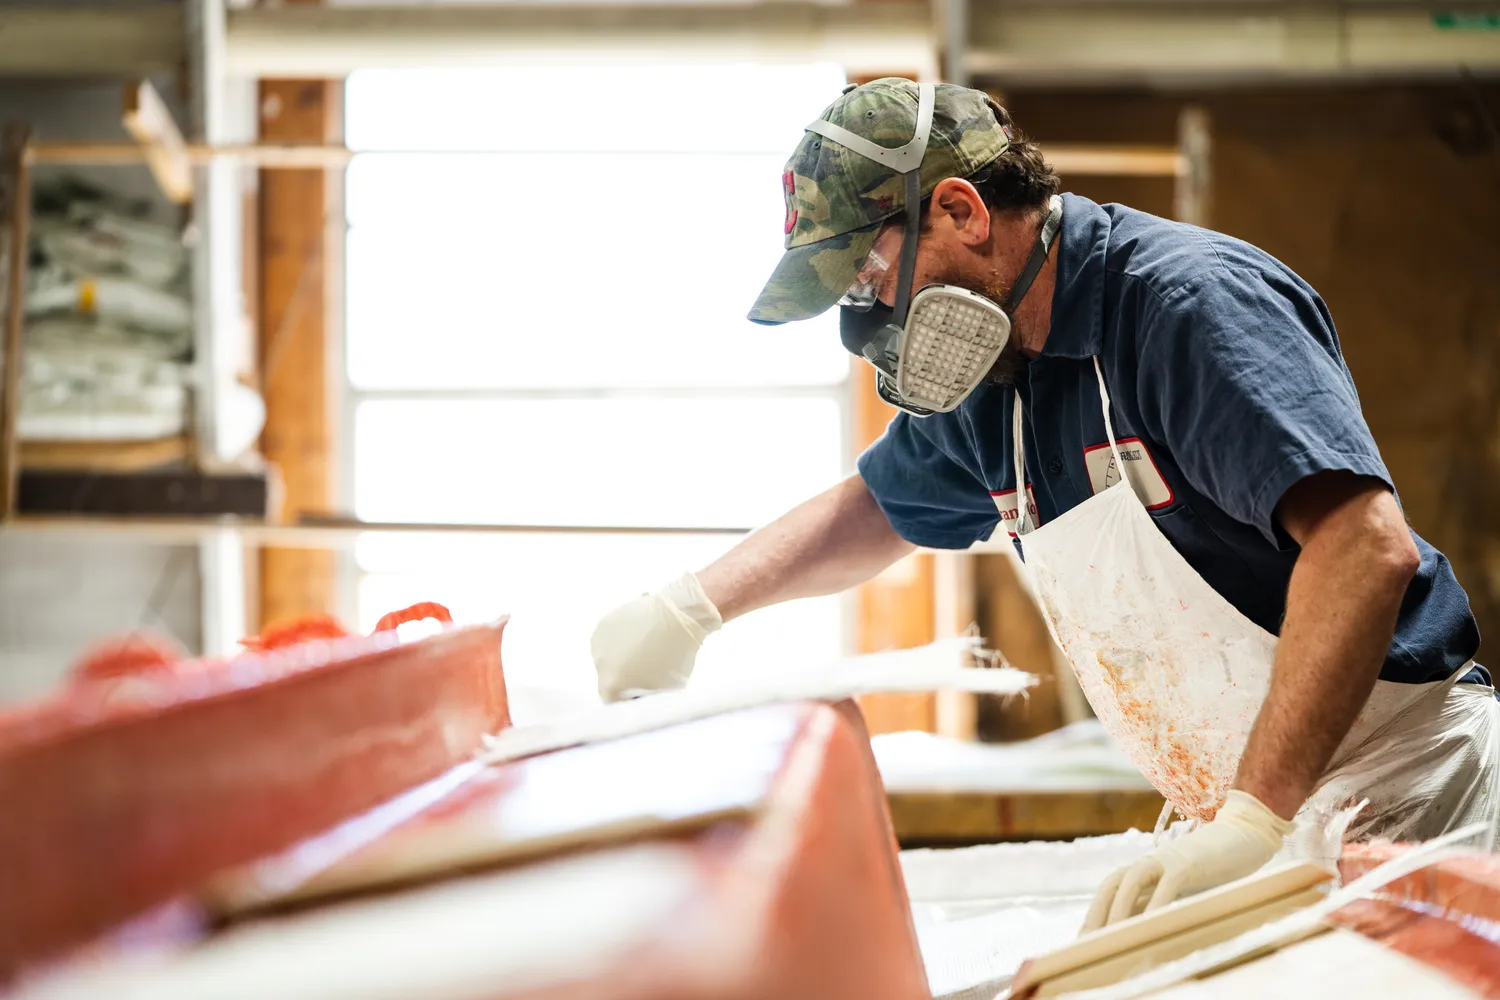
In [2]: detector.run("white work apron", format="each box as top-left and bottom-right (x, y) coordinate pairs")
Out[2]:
(1011, 358), (1499, 844)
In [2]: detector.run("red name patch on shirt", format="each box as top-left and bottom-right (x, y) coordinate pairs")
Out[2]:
(991, 483), (1041, 537)
(1082, 437), (1174, 509)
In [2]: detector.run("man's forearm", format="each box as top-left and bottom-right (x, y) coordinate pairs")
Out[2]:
(1234, 480), (1420, 819)
(697, 475), (914, 623)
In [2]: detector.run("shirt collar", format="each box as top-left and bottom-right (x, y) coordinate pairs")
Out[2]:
(1038, 192), (1108, 360)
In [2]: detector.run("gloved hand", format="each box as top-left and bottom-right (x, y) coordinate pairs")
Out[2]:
(590, 572), (722, 703)
(1081, 790), (1293, 933)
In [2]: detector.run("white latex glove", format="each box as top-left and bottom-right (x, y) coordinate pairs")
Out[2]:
(1081, 790), (1293, 933)
(590, 572), (722, 703)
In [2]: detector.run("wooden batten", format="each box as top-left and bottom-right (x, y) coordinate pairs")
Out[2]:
(121, 80), (193, 204)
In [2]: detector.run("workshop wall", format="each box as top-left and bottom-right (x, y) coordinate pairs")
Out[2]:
(1004, 82), (1500, 668)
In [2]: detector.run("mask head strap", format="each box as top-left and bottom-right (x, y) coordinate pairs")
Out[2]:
(804, 82), (935, 174)
(1001, 195), (1064, 315)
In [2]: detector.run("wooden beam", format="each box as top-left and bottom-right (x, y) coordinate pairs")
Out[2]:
(28, 141), (1187, 177)
(122, 80), (193, 204)
(257, 78), (338, 628)
(0, 125), (30, 522)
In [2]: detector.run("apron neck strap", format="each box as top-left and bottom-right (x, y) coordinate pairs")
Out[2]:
(1010, 356), (1124, 537)
(1011, 396), (1033, 535)
(1093, 356), (1127, 478)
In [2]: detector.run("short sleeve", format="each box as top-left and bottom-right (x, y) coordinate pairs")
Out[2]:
(856, 411), (1001, 549)
(1136, 268), (1392, 547)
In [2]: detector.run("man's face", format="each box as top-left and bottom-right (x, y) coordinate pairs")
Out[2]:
(852, 216), (1027, 387)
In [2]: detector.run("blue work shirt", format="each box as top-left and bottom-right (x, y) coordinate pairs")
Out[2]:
(858, 193), (1485, 687)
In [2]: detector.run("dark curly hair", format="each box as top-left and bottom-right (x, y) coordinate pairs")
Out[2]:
(928, 104), (1059, 218)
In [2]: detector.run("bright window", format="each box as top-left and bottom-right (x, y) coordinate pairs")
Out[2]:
(344, 63), (853, 714)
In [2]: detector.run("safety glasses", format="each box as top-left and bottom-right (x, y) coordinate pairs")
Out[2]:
(838, 224), (905, 314)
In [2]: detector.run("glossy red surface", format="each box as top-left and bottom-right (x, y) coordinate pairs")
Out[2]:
(9, 700), (928, 1000)
(1335, 842), (1500, 998)
(0, 620), (509, 977)
(508, 700), (931, 1000)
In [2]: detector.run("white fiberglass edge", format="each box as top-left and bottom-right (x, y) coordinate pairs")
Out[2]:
(479, 636), (1034, 764)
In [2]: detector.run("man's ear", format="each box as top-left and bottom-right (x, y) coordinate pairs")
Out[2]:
(929, 177), (990, 246)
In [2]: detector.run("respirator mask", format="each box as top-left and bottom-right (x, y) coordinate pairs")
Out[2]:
(807, 83), (1063, 416)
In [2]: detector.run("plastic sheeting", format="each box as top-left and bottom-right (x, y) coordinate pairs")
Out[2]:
(12, 180), (197, 444)
(1056, 822), (1493, 1000)
(902, 831), (1165, 1000)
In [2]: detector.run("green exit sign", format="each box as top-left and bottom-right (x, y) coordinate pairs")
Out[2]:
(1432, 11), (1500, 29)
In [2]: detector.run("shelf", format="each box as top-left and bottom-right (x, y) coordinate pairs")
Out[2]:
(17, 467), (271, 520)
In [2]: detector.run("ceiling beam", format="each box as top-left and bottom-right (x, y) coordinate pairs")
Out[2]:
(0, 5), (183, 76)
(221, 2), (935, 79)
(967, 3), (1500, 84)
(0, 3), (1492, 83)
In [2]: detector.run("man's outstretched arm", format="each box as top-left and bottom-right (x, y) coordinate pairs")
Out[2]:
(591, 475), (913, 700)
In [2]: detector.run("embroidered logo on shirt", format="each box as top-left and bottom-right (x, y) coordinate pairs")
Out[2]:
(1083, 437), (1174, 509)
(990, 484), (1041, 537)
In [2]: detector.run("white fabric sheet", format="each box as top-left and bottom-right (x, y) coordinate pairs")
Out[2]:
(873, 720), (1153, 795)
(904, 831), (1162, 1000)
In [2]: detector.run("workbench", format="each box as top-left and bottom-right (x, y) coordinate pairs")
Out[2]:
(888, 787), (1166, 845)
(872, 722), (1165, 846)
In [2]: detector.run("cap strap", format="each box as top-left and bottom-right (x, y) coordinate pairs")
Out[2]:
(805, 82), (935, 176)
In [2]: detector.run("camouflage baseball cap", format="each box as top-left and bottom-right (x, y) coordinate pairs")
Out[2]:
(747, 78), (1013, 326)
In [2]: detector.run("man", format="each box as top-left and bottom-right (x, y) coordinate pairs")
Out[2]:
(590, 79), (1500, 927)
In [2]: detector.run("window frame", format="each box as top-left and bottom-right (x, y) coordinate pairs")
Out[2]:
(337, 69), (857, 651)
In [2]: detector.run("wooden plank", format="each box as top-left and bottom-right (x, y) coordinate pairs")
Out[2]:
(122, 80), (193, 204)
(0, 125), (30, 522)
(886, 788), (1164, 845)
(1011, 863), (1332, 998)
(257, 78), (338, 628)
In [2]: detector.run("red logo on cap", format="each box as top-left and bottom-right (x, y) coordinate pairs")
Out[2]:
(782, 170), (798, 234)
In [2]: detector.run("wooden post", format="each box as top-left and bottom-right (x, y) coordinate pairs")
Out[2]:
(1174, 106), (1212, 228)
(976, 549), (1073, 738)
(256, 79), (338, 627)
(0, 124), (31, 521)
(932, 549), (980, 739)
